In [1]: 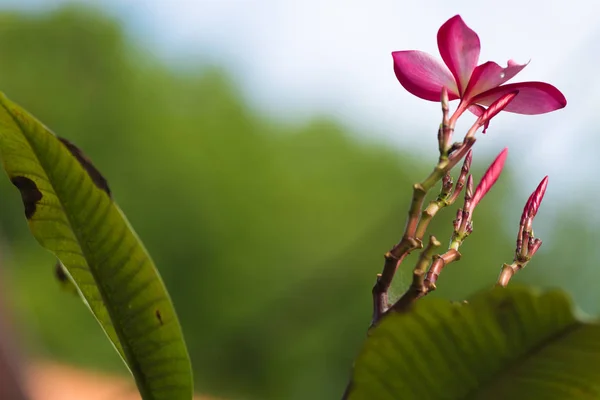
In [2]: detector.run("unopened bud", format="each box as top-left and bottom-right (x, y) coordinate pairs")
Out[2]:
(478, 91), (519, 133)
(441, 174), (453, 197)
(520, 176), (549, 225)
(471, 148), (508, 209)
(529, 238), (543, 256)
(462, 150), (473, 174)
(528, 176), (549, 219)
(465, 175), (474, 201)
(453, 208), (463, 231)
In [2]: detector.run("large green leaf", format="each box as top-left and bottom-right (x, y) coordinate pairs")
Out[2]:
(345, 286), (600, 399)
(0, 93), (193, 400)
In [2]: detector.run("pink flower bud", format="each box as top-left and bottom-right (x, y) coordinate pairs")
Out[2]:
(471, 148), (508, 209)
(478, 91), (519, 133)
(465, 174), (474, 200)
(520, 176), (548, 224)
(463, 149), (473, 172)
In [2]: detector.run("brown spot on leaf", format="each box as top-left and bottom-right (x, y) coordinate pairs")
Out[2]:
(58, 137), (111, 197)
(54, 261), (68, 283)
(11, 176), (42, 219)
(155, 310), (163, 325)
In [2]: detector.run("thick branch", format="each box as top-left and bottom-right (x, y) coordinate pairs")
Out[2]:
(371, 165), (447, 324)
(371, 105), (480, 326)
(372, 239), (418, 323)
(392, 236), (441, 311)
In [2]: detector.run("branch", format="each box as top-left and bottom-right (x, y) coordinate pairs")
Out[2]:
(372, 115), (478, 325)
(424, 248), (462, 289)
(392, 235), (441, 311)
(371, 91), (511, 324)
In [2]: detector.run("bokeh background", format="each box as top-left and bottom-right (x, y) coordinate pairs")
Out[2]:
(0, 1), (598, 399)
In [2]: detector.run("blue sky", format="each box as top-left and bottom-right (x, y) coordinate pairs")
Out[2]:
(5, 0), (600, 211)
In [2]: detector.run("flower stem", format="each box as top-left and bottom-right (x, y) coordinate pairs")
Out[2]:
(423, 249), (462, 289)
(497, 263), (519, 287)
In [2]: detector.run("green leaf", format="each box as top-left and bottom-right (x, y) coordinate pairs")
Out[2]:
(0, 93), (193, 400)
(345, 286), (600, 400)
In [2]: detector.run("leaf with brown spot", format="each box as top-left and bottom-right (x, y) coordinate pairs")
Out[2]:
(10, 176), (42, 219)
(0, 92), (193, 400)
(57, 137), (111, 196)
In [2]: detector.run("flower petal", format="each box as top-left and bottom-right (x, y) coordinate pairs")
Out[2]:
(472, 82), (567, 115)
(392, 51), (459, 101)
(463, 60), (528, 100)
(437, 15), (480, 95)
(468, 104), (486, 117)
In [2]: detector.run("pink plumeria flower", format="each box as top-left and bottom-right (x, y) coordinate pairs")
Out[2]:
(392, 15), (566, 121)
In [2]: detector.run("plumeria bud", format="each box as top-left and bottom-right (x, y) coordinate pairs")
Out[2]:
(477, 91), (519, 133)
(528, 176), (548, 219)
(463, 149), (473, 173)
(529, 237), (542, 256)
(520, 192), (535, 225)
(465, 174), (474, 200)
(465, 221), (473, 235)
(453, 208), (463, 231)
(441, 173), (453, 197)
(459, 175), (474, 231)
(520, 176), (549, 225)
(449, 150), (473, 204)
(470, 148), (508, 209)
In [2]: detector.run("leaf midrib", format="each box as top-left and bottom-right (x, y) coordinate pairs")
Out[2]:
(466, 321), (585, 399)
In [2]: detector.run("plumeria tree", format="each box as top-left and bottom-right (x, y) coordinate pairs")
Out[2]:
(343, 15), (600, 400)
(371, 15), (566, 326)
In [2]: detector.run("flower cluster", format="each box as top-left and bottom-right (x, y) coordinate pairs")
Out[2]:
(372, 15), (564, 325)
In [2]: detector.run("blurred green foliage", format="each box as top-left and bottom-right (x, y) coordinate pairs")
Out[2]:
(0, 5), (598, 400)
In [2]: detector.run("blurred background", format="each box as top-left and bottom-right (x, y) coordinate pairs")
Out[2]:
(0, 1), (598, 399)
